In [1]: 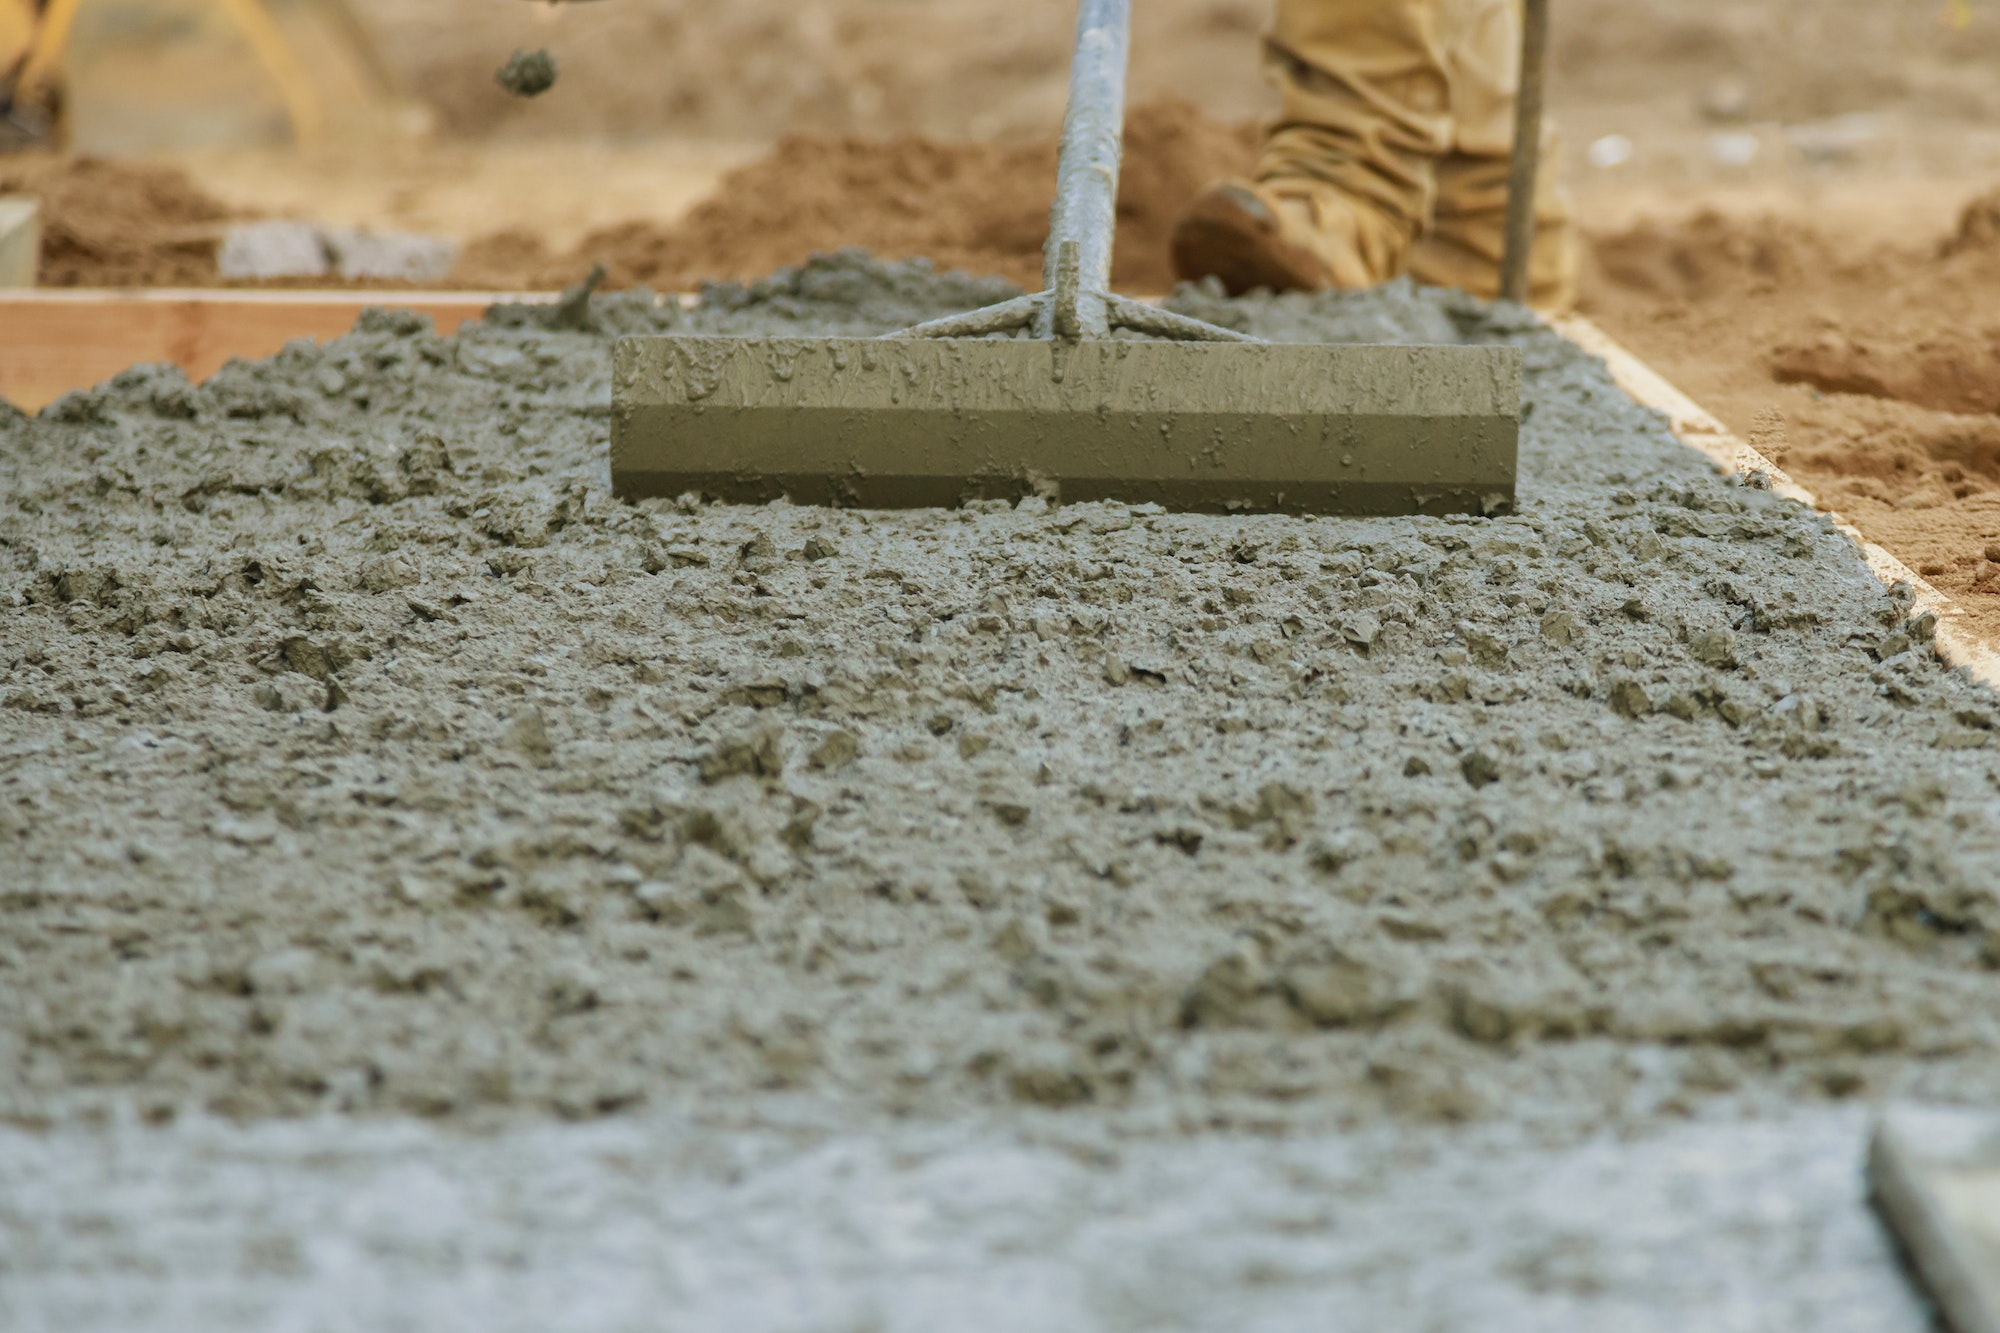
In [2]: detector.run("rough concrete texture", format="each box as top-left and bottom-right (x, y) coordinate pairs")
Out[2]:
(3, 253), (2000, 1141)
(218, 222), (461, 284)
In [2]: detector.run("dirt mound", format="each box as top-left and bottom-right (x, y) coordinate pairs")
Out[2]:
(1772, 326), (2000, 418)
(1583, 209), (1840, 304)
(1943, 184), (2000, 257)
(0, 155), (234, 287)
(456, 100), (1257, 294)
(1581, 181), (2000, 637)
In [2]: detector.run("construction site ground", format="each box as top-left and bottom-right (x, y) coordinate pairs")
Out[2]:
(5, 0), (2000, 1327)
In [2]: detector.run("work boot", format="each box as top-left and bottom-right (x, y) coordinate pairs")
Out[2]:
(1172, 0), (1578, 307)
(1171, 176), (1402, 294)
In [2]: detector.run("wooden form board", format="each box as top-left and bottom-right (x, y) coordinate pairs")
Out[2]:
(1870, 1106), (2000, 1333)
(0, 288), (557, 413)
(1555, 314), (2000, 692)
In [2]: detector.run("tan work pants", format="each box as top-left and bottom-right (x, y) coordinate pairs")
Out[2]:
(1260, 0), (1577, 306)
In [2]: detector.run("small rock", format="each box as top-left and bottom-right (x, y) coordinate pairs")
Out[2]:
(327, 228), (459, 284)
(1463, 629), (1509, 668)
(1459, 750), (1501, 788)
(701, 725), (784, 783)
(496, 48), (558, 98)
(987, 800), (1031, 828)
(1282, 952), (1414, 1029)
(279, 637), (333, 681)
(1688, 628), (1738, 669)
(1608, 678), (1654, 719)
(807, 730), (860, 771)
(1340, 612), (1382, 648)
(1182, 952), (1289, 1030)
(217, 221), (330, 281)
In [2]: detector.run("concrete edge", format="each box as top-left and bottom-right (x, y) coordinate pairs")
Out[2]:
(1552, 314), (2000, 692)
(1867, 1108), (2000, 1333)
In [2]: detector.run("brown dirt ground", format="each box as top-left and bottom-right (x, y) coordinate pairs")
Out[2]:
(455, 100), (1256, 295)
(1578, 193), (2000, 642)
(0, 155), (233, 287)
(348, 0), (2000, 147)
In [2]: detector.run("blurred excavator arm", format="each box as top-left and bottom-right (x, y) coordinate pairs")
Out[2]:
(3, 0), (361, 145)
(1, 0), (37, 75)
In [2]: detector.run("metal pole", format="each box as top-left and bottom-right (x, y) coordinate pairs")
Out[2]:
(1499, 0), (1549, 305)
(1042, 0), (1129, 337)
(888, 0), (1251, 344)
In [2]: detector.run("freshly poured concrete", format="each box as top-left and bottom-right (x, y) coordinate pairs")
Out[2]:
(3, 254), (1999, 1327)
(612, 336), (1520, 514)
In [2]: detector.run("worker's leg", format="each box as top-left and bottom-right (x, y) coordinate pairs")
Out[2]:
(1405, 0), (1578, 307)
(1172, 0), (1577, 303)
(1172, 0), (1456, 293)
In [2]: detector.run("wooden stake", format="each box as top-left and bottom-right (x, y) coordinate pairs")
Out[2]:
(0, 198), (37, 288)
(1499, 0), (1550, 304)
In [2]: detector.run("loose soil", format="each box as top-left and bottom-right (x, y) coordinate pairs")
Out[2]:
(0, 155), (233, 288)
(1580, 189), (2000, 643)
(455, 99), (1257, 295)
(4, 256), (1999, 1139)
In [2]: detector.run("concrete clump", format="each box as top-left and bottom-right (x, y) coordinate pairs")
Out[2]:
(2, 253), (2000, 1136)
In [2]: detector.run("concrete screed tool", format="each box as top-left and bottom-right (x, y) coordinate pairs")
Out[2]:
(611, 0), (1520, 516)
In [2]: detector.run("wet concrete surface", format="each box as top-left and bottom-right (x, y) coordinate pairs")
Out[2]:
(2, 254), (1997, 1324)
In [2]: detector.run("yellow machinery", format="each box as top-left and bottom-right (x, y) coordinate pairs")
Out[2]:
(2, 0), (397, 148)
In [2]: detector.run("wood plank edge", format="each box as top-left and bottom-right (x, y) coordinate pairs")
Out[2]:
(0, 288), (705, 308)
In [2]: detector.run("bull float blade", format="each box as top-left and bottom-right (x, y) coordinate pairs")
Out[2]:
(611, 335), (1519, 517)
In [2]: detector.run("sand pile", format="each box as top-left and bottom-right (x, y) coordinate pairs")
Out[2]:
(0, 156), (233, 287)
(1582, 190), (2000, 636)
(457, 99), (1257, 294)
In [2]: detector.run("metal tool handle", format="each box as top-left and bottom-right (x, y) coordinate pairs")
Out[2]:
(1498, 0), (1550, 304)
(886, 0), (1256, 345)
(1042, 0), (1130, 337)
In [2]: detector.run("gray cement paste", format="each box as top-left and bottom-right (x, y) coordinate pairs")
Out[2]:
(3, 253), (1999, 1141)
